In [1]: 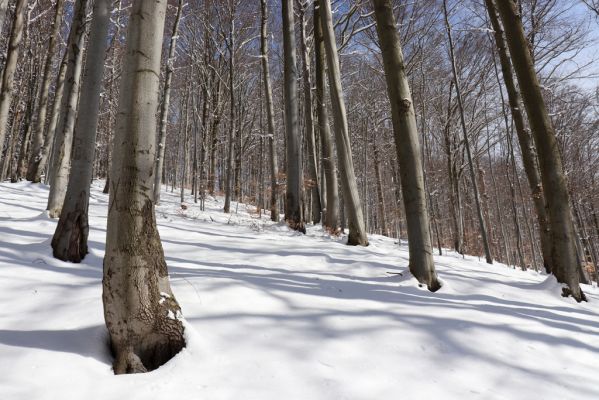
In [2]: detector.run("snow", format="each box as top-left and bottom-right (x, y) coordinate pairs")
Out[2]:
(0, 181), (598, 400)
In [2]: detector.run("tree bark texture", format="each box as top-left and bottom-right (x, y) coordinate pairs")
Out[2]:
(103, 0), (185, 374)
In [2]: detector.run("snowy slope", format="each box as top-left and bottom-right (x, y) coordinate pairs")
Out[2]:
(0, 181), (598, 400)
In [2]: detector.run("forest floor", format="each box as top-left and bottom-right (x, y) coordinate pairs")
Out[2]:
(0, 181), (598, 400)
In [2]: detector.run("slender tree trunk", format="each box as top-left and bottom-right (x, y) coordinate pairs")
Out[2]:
(486, 0), (552, 273)
(372, 0), (439, 290)
(443, 0), (492, 264)
(224, 13), (235, 214)
(314, 1), (338, 231)
(26, 0), (65, 182)
(180, 82), (192, 206)
(496, 0), (584, 301)
(103, 0), (185, 374)
(282, 0), (304, 232)
(372, 134), (388, 236)
(318, 0), (368, 245)
(51, 0), (111, 262)
(46, 0), (88, 218)
(153, 0), (183, 204)
(0, 0), (27, 159)
(299, 2), (321, 224)
(34, 51), (68, 184)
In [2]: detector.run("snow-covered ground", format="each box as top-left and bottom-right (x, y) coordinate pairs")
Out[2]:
(0, 181), (598, 400)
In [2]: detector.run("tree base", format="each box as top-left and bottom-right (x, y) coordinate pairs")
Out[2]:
(51, 209), (88, 263)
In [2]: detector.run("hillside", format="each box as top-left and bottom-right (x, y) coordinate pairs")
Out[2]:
(0, 181), (598, 400)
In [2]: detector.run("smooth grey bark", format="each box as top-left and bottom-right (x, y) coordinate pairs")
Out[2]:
(372, 0), (440, 291)
(318, 0), (368, 245)
(51, 0), (110, 262)
(180, 81), (191, 205)
(443, 0), (493, 264)
(282, 0), (304, 232)
(260, 0), (280, 222)
(103, 0), (185, 375)
(314, 1), (338, 230)
(46, 0), (88, 218)
(299, 2), (321, 224)
(0, 0), (27, 160)
(372, 134), (388, 236)
(26, 0), (65, 183)
(34, 50), (68, 185)
(496, 0), (584, 301)
(485, 0), (552, 273)
(152, 0), (183, 204)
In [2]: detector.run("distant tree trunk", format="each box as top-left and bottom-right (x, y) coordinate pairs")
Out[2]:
(485, 0), (552, 273)
(223, 12), (235, 214)
(372, 0), (440, 291)
(103, 0), (185, 374)
(314, 1), (338, 230)
(51, 0), (110, 262)
(318, 0), (368, 246)
(0, 0), (27, 159)
(496, 0), (584, 301)
(180, 82), (192, 206)
(32, 51), (68, 184)
(443, 0), (493, 264)
(153, 0), (183, 204)
(299, 1), (321, 224)
(208, 78), (222, 196)
(26, 0), (65, 183)
(282, 0), (304, 232)
(46, 0), (88, 218)
(371, 134), (387, 236)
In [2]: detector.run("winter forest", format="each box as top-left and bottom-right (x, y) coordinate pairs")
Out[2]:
(1, 0), (599, 398)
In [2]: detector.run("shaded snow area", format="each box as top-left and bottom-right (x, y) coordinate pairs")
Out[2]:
(1, 181), (598, 400)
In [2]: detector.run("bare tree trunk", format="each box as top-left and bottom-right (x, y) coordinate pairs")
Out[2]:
(372, 134), (387, 236)
(314, 0), (338, 231)
(318, 0), (367, 245)
(282, 0), (304, 232)
(51, 0), (111, 262)
(180, 81), (192, 206)
(223, 10), (235, 214)
(0, 0), (27, 159)
(26, 0), (65, 183)
(103, 0), (185, 374)
(443, 0), (493, 264)
(496, 0), (584, 301)
(372, 0), (439, 291)
(46, 0), (88, 218)
(299, 1), (321, 224)
(153, 0), (183, 204)
(486, 0), (552, 273)
(33, 50), (68, 184)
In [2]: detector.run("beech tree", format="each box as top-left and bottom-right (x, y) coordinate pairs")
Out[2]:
(372, 0), (440, 291)
(495, 0), (585, 301)
(51, 0), (111, 262)
(102, 0), (185, 373)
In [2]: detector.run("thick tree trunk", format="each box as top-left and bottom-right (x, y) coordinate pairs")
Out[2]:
(153, 0), (183, 204)
(51, 0), (110, 262)
(318, 0), (367, 245)
(46, 0), (88, 218)
(496, 0), (584, 301)
(282, 0), (304, 232)
(299, 2), (321, 224)
(103, 0), (185, 374)
(372, 0), (440, 291)
(443, 0), (493, 264)
(26, 0), (65, 183)
(0, 0), (27, 159)
(314, 1), (338, 231)
(485, 0), (552, 273)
